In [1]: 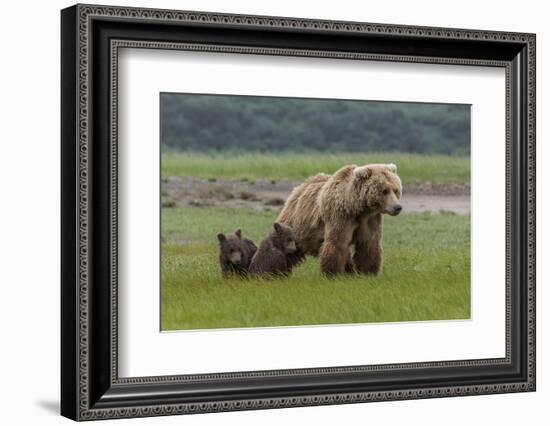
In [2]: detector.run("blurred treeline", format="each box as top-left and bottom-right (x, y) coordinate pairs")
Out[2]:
(160, 93), (470, 155)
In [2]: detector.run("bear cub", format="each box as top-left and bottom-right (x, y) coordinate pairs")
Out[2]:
(217, 229), (257, 278)
(249, 222), (304, 277)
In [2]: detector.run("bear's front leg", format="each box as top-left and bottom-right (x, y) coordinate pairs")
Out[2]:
(353, 213), (383, 275)
(320, 221), (355, 276)
(344, 253), (356, 274)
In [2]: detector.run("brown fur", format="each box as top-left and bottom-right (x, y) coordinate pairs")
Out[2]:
(249, 222), (304, 278)
(217, 229), (257, 278)
(277, 164), (402, 276)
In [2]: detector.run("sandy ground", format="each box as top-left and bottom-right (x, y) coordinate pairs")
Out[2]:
(162, 176), (470, 215)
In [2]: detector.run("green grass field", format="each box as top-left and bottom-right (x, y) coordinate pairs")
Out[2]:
(162, 152), (470, 184)
(161, 207), (470, 331)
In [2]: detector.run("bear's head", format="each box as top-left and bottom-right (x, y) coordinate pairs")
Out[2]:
(272, 222), (297, 254)
(352, 163), (403, 216)
(217, 229), (246, 265)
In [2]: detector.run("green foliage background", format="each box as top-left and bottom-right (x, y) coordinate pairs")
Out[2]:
(161, 94), (471, 155)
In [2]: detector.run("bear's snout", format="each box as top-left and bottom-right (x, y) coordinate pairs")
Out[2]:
(286, 241), (297, 253)
(390, 204), (402, 216)
(229, 252), (242, 264)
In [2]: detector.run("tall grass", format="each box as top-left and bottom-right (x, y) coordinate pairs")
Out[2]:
(162, 152), (470, 184)
(161, 208), (470, 330)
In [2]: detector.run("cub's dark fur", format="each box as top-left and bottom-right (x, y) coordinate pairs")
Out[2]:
(217, 229), (257, 277)
(249, 222), (305, 277)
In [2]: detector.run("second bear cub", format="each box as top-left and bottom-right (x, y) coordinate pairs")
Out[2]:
(249, 222), (304, 277)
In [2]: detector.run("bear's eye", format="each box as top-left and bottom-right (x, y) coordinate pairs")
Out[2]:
(383, 188), (390, 195)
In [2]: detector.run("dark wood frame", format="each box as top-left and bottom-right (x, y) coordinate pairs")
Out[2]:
(61, 3), (536, 421)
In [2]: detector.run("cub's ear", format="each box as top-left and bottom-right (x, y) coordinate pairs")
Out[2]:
(273, 222), (282, 233)
(235, 229), (242, 239)
(353, 165), (373, 180)
(386, 163), (397, 173)
(217, 233), (226, 243)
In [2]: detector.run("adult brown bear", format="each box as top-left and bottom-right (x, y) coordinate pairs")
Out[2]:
(277, 163), (402, 276)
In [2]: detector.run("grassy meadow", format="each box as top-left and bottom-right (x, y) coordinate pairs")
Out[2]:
(160, 152), (471, 331)
(162, 152), (470, 184)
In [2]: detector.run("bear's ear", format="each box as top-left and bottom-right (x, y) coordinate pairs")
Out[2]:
(353, 165), (373, 180)
(385, 163), (397, 173)
(235, 229), (242, 239)
(273, 222), (282, 233)
(217, 233), (226, 243)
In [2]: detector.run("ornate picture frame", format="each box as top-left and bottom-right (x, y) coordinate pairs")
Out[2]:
(61, 4), (535, 421)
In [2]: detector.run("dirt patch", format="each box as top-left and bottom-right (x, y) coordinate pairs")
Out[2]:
(162, 176), (470, 214)
(401, 194), (470, 215)
(405, 182), (470, 196)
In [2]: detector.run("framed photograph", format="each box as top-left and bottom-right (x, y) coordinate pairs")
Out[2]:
(61, 4), (536, 421)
